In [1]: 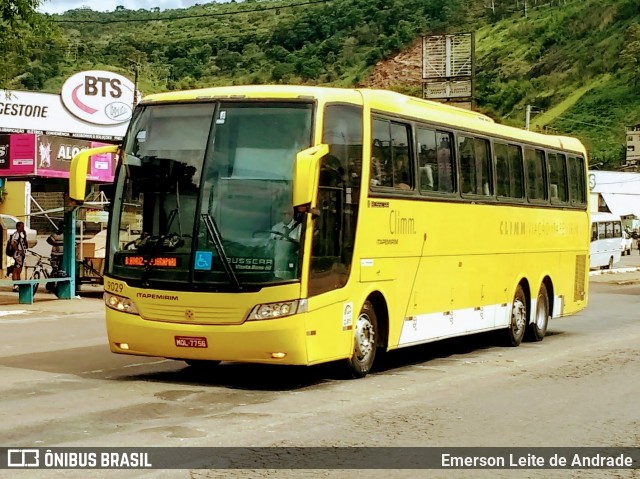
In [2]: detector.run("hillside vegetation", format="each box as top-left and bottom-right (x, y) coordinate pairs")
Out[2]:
(4, 0), (640, 167)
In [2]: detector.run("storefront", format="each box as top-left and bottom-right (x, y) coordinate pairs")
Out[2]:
(0, 70), (135, 232)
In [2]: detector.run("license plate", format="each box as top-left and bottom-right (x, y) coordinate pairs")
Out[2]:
(175, 336), (208, 348)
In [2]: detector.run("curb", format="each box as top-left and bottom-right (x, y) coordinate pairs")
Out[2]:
(589, 266), (640, 276)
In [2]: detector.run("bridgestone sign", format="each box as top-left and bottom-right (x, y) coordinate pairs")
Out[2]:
(0, 70), (134, 141)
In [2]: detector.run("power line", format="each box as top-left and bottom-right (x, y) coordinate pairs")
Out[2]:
(51, 0), (334, 24)
(551, 116), (622, 133)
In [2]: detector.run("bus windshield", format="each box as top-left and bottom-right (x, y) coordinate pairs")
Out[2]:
(109, 101), (313, 289)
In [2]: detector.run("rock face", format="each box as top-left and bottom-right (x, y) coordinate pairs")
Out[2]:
(363, 39), (423, 90)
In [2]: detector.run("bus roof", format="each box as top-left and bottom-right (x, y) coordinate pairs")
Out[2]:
(141, 85), (587, 156)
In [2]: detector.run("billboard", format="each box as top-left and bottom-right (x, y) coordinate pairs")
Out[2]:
(0, 70), (134, 141)
(422, 33), (474, 103)
(60, 70), (134, 126)
(0, 134), (114, 182)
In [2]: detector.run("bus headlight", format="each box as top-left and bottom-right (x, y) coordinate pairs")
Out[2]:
(248, 299), (308, 320)
(104, 292), (140, 315)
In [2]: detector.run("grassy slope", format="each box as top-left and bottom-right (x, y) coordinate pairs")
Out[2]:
(474, 0), (640, 165)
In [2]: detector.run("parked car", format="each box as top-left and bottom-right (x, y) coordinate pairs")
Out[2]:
(0, 213), (38, 248)
(622, 230), (633, 256)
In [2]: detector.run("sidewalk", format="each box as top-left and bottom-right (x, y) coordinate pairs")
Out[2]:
(0, 284), (104, 315)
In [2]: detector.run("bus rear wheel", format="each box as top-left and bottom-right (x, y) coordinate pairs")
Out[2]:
(344, 300), (378, 379)
(504, 285), (527, 347)
(526, 285), (549, 342)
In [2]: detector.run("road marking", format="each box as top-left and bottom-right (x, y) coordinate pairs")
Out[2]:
(0, 310), (29, 318)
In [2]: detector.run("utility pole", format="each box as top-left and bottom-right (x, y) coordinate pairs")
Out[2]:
(525, 104), (531, 130)
(129, 58), (142, 107)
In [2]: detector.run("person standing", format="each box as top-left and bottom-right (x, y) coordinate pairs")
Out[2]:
(10, 221), (28, 289)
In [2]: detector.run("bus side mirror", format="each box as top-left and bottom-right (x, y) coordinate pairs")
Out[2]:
(292, 144), (329, 211)
(69, 145), (119, 204)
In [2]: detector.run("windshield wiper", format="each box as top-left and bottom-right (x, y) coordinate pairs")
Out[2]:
(201, 213), (241, 290)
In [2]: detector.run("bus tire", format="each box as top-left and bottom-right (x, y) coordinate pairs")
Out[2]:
(504, 285), (527, 347)
(184, 360), (221, 369)
(344, 300), (378, 379)
(526, 285), (549, 342)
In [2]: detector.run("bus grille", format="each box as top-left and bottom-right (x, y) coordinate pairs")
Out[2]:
(574, 254), (586, 301)
(138, 304), (249, 325)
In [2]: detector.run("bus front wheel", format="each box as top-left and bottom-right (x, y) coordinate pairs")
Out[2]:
(526, 285), (549, 342)
(344, 300), (378, 378)
(504, 285), (527, 347)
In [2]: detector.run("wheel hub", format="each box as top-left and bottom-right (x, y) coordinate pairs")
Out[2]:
(513, 299), (526, 334)
(355, 313), (375, 360)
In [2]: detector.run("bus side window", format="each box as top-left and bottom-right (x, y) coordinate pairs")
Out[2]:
(548, 152), (568, 203)
(525, 147), (547, 201)
(370, 118), (413, 191)
(458, 135), (475, 195)
(458, 135), (491, 196)
(613, 221), (622, 238)
(390, 122), (412, 190)
(568, 155), (586, 205)
(591, 222), (598, 242)
(417, 127), (437, 191)
(605, 222), (613, 239)
(495, 142), (509, 197)
(371, 118), (391, 188)
(436, 131), (454, 193)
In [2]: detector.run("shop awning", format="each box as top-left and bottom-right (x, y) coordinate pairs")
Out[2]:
(601, 193), (640, 218)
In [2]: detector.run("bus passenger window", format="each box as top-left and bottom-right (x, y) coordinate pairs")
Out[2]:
(417, 127), (437, 191)
(436, 132), (454, 193)
(547, 152), (568, 203)
(568, 156), (586, 205)
(371, 118), (391, 188)
(390, 122), (412, 190)
(370, 118), (413, 191)
(525, 148), (547, 201)
(460, 136), (492, 197)
(495, 142), (524, 199)
(458, 135), (475, 195)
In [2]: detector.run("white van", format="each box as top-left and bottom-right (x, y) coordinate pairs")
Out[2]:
(590, 212), (624, 269)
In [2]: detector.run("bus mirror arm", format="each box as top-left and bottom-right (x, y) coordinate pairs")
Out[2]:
(292, 144), (330, 210)
(69, 144), (120, 204)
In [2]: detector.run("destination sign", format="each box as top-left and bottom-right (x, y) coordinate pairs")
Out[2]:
(124, 256), (178, 267)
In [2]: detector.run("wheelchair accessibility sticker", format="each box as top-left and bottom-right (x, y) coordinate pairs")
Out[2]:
(194, 251), (213, 270)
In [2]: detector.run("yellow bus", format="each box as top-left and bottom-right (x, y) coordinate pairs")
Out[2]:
(70, 86), (589, 378)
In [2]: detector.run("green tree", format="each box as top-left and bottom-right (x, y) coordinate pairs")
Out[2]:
(0, 0), (40, 23)
(0, 1), (64, 90)
(620, 24), (640, 87)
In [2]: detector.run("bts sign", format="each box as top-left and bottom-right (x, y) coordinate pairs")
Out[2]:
(61, 70), (135, 126)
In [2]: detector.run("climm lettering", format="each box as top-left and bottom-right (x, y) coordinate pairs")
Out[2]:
(389, 210), (416, 235)
(500, 221), (526, 235)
